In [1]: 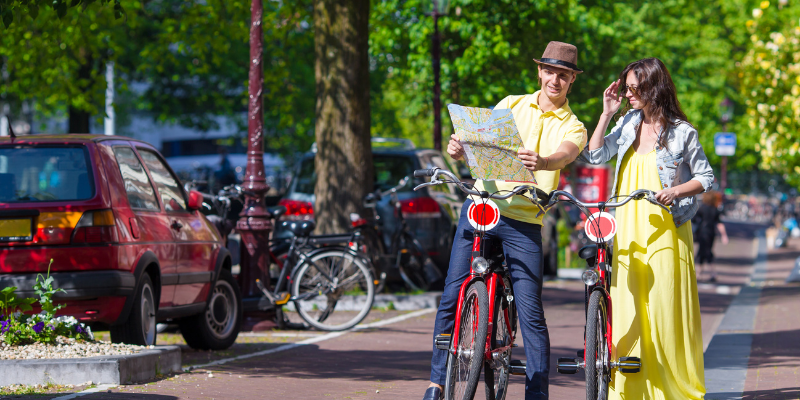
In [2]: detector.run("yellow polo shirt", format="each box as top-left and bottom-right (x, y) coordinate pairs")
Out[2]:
(474, 91), (587, 225)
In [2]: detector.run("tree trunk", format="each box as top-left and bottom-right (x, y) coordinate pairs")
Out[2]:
(313, 0), (372, 234)
(68, 56), (93, 134)
(68, 106), (90, 133)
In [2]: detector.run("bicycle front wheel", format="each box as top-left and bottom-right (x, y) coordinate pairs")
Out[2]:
(485, 283), (516, 400)
(444, 280), (488, 400)
(292, 249), (374, 331)
(585, 290), (609, 400)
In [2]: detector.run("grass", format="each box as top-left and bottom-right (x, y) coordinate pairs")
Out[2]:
(0, 382), (80, 396)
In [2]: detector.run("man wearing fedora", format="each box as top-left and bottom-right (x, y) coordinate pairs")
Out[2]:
(423, 41), (587, 400)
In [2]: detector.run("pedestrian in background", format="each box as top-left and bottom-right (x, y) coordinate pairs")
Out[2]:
(694, 190), (729, 282)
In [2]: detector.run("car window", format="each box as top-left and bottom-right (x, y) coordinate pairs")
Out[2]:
(113, 147), (160, 211)
(373, 155), (414, 192)
(291, 154), (414, 195)
(420, 153), (459, 195)
(0, 146), (94, 203)
(138, 150), (187, 212)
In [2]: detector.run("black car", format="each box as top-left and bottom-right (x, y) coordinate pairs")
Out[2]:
(276, 139), (463, 274)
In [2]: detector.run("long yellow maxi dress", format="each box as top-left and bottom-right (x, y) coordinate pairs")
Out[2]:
(609, 148), (706, 400)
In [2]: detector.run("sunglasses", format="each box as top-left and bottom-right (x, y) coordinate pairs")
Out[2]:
(621, 84), (639, 96)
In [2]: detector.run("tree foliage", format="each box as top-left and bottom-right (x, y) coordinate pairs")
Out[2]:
(738, 0), (800, 185)
(369, 0), (754, 169)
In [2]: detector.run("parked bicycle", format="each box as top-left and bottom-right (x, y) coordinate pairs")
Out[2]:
(351, 176), (442, 291)
(192, 184), (377, 331)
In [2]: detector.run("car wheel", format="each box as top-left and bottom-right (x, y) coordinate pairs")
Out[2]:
(111, 273), (157, 346)
(179, 269), (243, 350)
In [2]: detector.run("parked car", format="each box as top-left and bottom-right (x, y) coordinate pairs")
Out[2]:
(274, 138), (563, 282)
(0, 135), (241, 349)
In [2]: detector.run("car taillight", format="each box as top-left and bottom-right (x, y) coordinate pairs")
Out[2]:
(72, 210), (119, 244)
(278, 199), (314, 221)
(399, 197), (441, 219)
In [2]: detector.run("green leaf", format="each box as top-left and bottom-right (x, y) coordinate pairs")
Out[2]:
(55, 1), (67, 18)
(1, 287), (16, 296)
(29, 4), (39, 20)
(2, 10), (13, 28)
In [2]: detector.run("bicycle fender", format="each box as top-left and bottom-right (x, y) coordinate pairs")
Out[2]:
(450, 275), (485, 354)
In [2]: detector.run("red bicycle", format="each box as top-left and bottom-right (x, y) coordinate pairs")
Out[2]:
(543, 189), (669, 400)
(414, 167), (549, 400)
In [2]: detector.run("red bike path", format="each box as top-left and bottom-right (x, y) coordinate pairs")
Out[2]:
(33, 221), (798, 400)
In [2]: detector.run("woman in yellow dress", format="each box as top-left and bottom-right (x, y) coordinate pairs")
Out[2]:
(579, 58), (715, 399)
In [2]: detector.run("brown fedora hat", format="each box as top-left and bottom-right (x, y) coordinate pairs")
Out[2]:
(533, 41), (583, 74)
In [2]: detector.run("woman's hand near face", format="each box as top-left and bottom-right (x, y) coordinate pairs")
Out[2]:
(602, 80), (622, 117)
(447, 134), (465, 161)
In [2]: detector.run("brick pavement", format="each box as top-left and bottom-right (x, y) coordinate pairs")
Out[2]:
(742, 240), (800, 399)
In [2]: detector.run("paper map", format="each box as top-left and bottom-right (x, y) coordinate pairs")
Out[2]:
(447, 104), (536, 184)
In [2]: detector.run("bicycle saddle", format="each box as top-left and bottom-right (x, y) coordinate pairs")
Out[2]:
(578, 244), (598, 260)
(281, 220), (316, 237)
(268, 205), (287, 219)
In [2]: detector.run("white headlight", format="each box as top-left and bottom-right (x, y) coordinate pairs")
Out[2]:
(472, 257), (490, 274)
(581, 269), (599, 286)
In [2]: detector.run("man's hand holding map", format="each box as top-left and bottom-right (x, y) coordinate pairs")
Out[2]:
(447, 104), (537, 184)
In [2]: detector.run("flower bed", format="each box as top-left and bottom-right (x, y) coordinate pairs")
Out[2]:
(1, 260), (95, 347)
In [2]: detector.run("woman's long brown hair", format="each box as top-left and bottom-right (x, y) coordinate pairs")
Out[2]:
(619, 58), (690, 148)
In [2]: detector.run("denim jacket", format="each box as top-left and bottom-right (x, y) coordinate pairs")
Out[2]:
(577, 110), (715, 227)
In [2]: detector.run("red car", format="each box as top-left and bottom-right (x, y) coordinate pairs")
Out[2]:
(0, 135), (241, 349)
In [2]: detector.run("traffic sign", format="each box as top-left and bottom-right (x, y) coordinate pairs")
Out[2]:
(714, 132), (736, 156)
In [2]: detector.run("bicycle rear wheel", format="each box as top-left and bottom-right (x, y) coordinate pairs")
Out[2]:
(292, 249), (374, 331)
(585, 290), (609, 400)
(394, 233), (439, 291)
(444, 281), (488, 400)
(484, 283), (516, 400)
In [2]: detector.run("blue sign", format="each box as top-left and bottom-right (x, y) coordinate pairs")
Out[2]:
(714, 132), (736, 156)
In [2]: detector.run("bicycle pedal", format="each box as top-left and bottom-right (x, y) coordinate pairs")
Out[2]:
(556, 357), (581, 374)
(618, 356), (642, 373)
(509, 359), (526, 376)
(434, 334), (451, 350)
(274, 292), (291, 305)
(577, 349), (584, 359)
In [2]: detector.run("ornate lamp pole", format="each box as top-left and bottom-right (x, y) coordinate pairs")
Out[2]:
(430, 0), (450, 152)
(236, 0), (271, 298)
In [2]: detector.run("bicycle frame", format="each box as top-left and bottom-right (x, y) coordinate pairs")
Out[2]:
(450, 236), (515, 359)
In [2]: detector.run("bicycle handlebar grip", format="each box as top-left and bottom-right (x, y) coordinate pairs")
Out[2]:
(413, 168), (437, 177)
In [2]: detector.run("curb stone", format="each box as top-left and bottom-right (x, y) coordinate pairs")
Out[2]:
(0, 345), (181, 386)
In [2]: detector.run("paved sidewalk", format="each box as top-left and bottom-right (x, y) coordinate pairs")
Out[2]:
(741, 239), (800, 399)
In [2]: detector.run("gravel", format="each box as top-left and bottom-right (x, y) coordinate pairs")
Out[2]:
(0, 337), (148, 360)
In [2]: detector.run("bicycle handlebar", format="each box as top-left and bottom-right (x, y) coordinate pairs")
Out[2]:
(413, 167), (672, 217)
(413, 168), (550, 202)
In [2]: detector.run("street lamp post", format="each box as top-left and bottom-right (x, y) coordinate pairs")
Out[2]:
(431, 0), (449, 152)
(719, 98), (734, 194)
(236, 0), (271, 298)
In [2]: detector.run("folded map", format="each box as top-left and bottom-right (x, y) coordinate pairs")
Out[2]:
(447, 104), (536, 184)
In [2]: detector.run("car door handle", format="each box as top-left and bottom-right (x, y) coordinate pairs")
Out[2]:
(171, 220), (183, 230)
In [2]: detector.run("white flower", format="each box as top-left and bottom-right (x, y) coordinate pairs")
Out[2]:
(753, 8), (763, 18)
